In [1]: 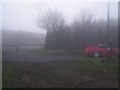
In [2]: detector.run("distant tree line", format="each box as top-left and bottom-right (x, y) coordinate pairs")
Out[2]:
(38, 9), (118, 51)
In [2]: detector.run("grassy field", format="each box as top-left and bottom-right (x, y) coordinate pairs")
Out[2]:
(2, 58), (118, 88)
(2, 49), (83, 56)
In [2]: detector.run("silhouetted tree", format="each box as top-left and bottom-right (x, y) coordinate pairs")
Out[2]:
(37, 9), (118, 52)
(71, 10), (95, 49)
(38, 10), (71, 49)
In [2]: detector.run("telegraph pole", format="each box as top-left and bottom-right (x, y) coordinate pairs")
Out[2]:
(107, 0), (110, 42)
(107, 0), (112, 53)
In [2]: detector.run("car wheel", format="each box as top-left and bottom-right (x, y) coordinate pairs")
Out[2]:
(93, 51), (100, 57)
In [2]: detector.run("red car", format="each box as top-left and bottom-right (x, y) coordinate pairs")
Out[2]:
(84, 44), (119, 57)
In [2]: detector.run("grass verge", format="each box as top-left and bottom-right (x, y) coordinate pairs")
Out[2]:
(2, 58), (118, 88)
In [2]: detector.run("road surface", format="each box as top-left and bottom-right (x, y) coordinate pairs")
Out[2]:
(2, 55), (87, 62)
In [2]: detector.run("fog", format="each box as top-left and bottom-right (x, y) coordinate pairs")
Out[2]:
(2, 1), (118, 33)
(1, 0), (118, 51)
(1, 1), (119, 88)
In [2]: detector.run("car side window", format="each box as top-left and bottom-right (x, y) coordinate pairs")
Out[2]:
(98, 44), (109, 48)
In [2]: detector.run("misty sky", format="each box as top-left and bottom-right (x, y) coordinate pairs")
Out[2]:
(1, 0), (118, 33)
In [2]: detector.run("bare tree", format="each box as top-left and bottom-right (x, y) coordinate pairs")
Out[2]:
(74, 9), (95, 26)
(71, 10), (95, 49)
(37, 10), (69, 49)
(38, 10), (65, 33)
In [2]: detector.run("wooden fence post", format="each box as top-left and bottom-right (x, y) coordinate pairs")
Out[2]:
(16, 46), (17, 52)
(16, 44), (20, 52)
(40, 44), (41, 50)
